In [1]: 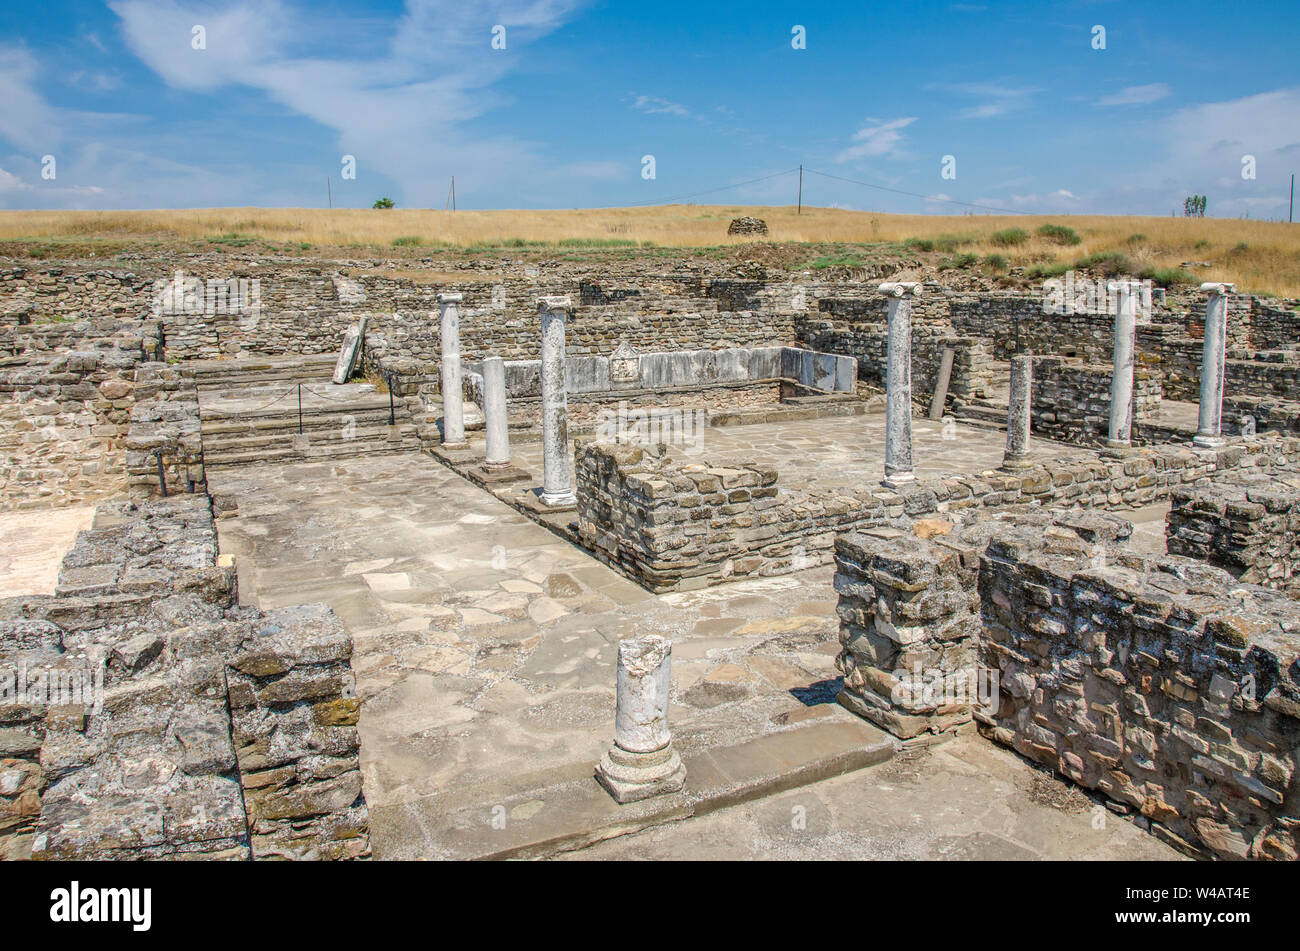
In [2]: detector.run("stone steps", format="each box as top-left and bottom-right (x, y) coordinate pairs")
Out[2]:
(201, 430), (420, 468)
(184, 354), (339, 389)
(191, 353), (420, 468)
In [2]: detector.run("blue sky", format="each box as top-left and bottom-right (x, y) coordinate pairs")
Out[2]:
(1, 0), (1297, 216)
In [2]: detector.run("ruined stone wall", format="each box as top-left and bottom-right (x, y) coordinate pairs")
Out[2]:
(0, 320), (159, 511)
(832, 513), (1300, 860)
(575, 434), (1300, 591)
(795, 285), (993, 406)
(1031, 356), (1162, 446)
(1249, 298), (1300, 351)
(125, 363), (205, 498)
(1167, 478), (1300, 593)
(976, 530), (1300, 860)
(0, 268), (154, 324)
(0, 496), (370, 860)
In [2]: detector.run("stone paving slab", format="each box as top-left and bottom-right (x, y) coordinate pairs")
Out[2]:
(372, 710), (891, 860)
(558, 734), (1185, 861)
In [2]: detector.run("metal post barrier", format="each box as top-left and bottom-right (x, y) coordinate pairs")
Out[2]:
(155, 449), (168, 498)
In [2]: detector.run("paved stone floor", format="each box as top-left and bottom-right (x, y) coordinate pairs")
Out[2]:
(210, 451), (863, 856)
(0, 504), (95, 598)
(206, 422), (1183, 860)
(560, 734), (1182, 861)
(509, 413), (1064, 491)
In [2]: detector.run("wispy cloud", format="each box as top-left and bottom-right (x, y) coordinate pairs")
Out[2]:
(835, 117), (916, 162)
(630, 95), (692, 118)
(1098, 83), (1171, 107)
(932, 80), (1040, 119)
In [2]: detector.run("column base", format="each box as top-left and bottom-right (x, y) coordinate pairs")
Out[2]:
(595, 744), (686, 804)
(881, 471), (915, 490)
(469, 464), (531, 485)
(1192, 434), (1226, 449)
(999, 454), (1033, 472)
(539, 490), (577, 509)
(440, 440), (469, 451)
(1102, 440), (1132, 457)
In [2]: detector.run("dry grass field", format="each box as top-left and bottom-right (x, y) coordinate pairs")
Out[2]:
(2, 205), (1297, 296)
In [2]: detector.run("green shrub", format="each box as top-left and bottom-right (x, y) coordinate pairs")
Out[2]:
(1126, 233), (1147, 245)
(1025, 261), (1072, 279)
(1140, 266), (1195, 286)
(903, 237), (935, 253)
(939, 252), (979, 270)
(983, 253), (1009, 271)
(989, 227), (1030, 247)
(392, 235), (422, 247)
(1036, 224), (1081, 246)
(1074, 251), (1132, 276)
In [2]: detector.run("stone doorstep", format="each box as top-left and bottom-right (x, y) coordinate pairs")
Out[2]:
(369, 712), (892, 861)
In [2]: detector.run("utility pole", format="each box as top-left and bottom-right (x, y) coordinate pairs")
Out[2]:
(1290, 173), (1294, 223)
(797, 164), (803, 215)
(327, 177), (332, 209)
(447, 177), (456, 211)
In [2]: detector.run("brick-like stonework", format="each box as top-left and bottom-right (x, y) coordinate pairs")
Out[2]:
(1167, 478), (1300, 593)
(0, 496), (370, 860)
(832, 512), (1300, 860)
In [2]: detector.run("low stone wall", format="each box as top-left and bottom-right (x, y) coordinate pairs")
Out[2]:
(0, 495), (370, 860)
(1249, 297), (1300, 351)
(125, 363), (206, 498)
(0, 323), (158, 511)
(575, 434), (1300, 592)
(1031, 356), (1162, 446)
(797, 311), (993, 407)
(832, 512), (1300, 860)
(1224, 395), (1300, 436)
(1167, 478), (1300, 593)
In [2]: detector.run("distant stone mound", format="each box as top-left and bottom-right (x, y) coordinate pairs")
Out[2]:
(727, 216), (768, 236)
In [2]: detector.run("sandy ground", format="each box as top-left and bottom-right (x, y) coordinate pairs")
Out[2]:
(0, 505), (95, 598)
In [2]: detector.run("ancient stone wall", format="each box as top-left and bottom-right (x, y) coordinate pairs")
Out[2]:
(1167, 478), (1300, 593)
(976, 528), (1300, 860)
(1249, 298), (1300, 351)
(575, 434), (1300, 591)
(1031, 356), (1162, 446)
(0, 320), (159, 511)
(0, 496), (370, 860)
(832, 513), (1300, 860)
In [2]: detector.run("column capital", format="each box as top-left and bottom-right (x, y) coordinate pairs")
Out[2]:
(537, 295), (572, 311)
(437, 292), (463, 304)
(1106, 278), (1143, 294)
(879, 282), (923, 298)
(1200, 282), (1236, 296)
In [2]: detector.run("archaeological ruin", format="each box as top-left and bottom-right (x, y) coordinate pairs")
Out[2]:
(2, 250), (1298, 863)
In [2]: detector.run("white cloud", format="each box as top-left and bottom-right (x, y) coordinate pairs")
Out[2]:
(932, 81), (1040, 120)
(1098, 83), (1171, 107)
(106, 0), (587, 206)
(835, 117), (916, 162)
(631, 95), (692, 118)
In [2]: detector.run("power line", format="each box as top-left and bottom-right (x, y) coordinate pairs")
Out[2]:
(599, 167), (802, 209)
(802, 166), (1039, 216)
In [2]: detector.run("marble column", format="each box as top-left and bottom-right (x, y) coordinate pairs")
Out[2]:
(438, 293), (466, 448)
(1194, 282), (1236, 449)
(595, 635), (686, 804)
(881, 282), (923, 488)
(539, 296), (576, 507)
(482, 355), (511, 469)
(1002, 354), (1032, 470)
(1106, 280), (1139, 450)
